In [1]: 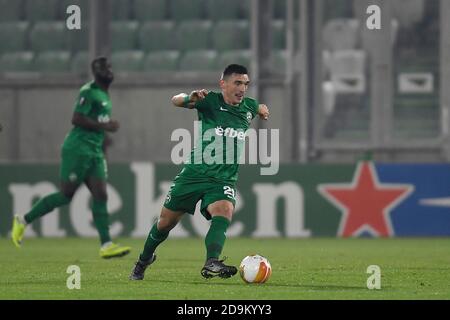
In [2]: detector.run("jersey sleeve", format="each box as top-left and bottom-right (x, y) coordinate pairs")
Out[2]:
(194, 92), (214, 112)
(73, 89), (94, 115)
(247, 97), (260, 119)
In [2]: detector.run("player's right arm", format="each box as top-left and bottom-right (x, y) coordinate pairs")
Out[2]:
(72, 112), (119, 132)
(171, 89), (209, 109)
(73, 89), (119, 132)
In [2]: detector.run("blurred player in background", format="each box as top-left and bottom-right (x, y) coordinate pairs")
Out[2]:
(11, 57), (131, 259)
(130, 64), (270, 280)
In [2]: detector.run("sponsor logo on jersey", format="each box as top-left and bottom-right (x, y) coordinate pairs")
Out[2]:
(246, 112), (252, 123)
(215, 126), (246, 140)
(97, 115), (110, 123)
(219, 107), (228, 112)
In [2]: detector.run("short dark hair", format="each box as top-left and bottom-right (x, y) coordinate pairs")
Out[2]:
(91, 56), (108, 73)
(222, 64), (248, 79)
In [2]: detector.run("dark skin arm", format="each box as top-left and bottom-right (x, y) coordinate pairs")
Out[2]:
(71, 112), (119, 132)
(102, 133), (113, 155)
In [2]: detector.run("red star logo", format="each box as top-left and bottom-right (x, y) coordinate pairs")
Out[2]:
(318, 162), (414, 237)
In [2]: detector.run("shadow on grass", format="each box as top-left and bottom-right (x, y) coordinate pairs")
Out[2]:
(146, 279), (376, 291)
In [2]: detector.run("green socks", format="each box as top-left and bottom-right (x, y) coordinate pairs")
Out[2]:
(205, 216), (230, 260)
(24, 192), (71, 224)
(24, 194), (112, 245)
(91, 200), (111, 245)
(140, 222), (169, 261)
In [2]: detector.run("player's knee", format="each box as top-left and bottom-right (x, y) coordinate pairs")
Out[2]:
(157, 217), (178, 232)
(212, 203), (234, 220)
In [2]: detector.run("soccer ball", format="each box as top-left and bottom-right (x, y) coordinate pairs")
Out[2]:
(239, 254), (272, 284)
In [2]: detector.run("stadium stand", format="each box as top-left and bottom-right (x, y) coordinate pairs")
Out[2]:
(143, 51), (180, 72)
(170, 0), (206, 21)
(176, 20), (213, 51)
(139, 21), (176, 52)
(212, 20), (250, 51)
(34, 50), (71, 72)
(70, 51), (88, 74)
(29, 21), (70, 52)
(0, 22), (28, 53)
(272, 20), (286, 50)
(111, 21), (139, 51)
(0, 0), (23, 22)
(329, 50), (366, 94)
(0, 51), (33, 72)
(178, 50), (218, 71)
(68, 23), (89, 53)
(111, 0), (131, 21)
(323, 0), (354, 22)
(111, 50), (145, 72)
(206, 0), (249, 21)
(323, 18), (360, 52)
(217, 50), (252, 70)
(0, 0), (293, 72)
(392, 0), (425, 28)
(133, 0), (167, 21)
(25, 0), (59, 22)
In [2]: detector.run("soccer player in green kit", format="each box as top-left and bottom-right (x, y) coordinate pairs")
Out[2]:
(11, 57), (131, 259)
(130, 64), (270, 280)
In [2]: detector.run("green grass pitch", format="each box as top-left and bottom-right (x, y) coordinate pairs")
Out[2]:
(1, 238), (449, 300)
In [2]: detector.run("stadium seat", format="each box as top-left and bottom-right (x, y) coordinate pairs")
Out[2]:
(34, 51), (71, 72)
(206, 0), (249, 20)
(25, 0), (59, 21)
(212, 20), (250, 51)
(30, 22), (69, 52)
(274, 0), (300, 19)
(323, 0), (354, 22)
(329, 50), (366, 93)
(139, 21), (176, 52)
(111, 0), (131, 20)
(322, 81), (336, 116)
(170, 0), (206, 21)
(134, 0), (167, 21)
(0, 0), (23, 22)
(0, 22), (29, 54)
(272, 20), (286, 50)
(68, 23), (89, 53)
(269, 50), (289, 73)
(178, 50), (218, 71)
(70, 51), (88, 74)
(323, 18), (360, 52)
(111, 21), (139, 51)
(217, 50), (251, 70)
(176, 20), (212, 51)
(0, 51), (34, 72)
(111, 50), (145, 72)
(273, 0), (286, 19)
(392, 0), (425, 28)
(144, 51), (180, 71)
(329, 50), (366, 75)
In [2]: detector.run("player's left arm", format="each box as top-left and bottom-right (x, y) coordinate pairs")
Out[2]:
(171, 89), (209, 109)
(258, 104), (270, 120)
(102, 133), (113, 154)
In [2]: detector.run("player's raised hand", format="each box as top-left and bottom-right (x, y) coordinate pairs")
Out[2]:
(189, 89), (209, 102)
(258, 104), (269, 120)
